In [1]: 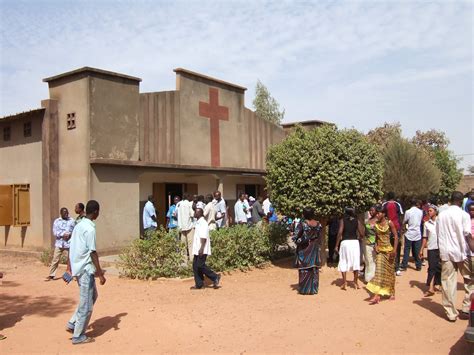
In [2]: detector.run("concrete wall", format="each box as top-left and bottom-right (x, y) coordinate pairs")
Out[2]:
(0, 116), (43, 249)
(90, 76), (140, 160)
(48, 77), (91, 216)
(139, 91), (180, 164)
(458, 175), (474, 194)
(90, 165), (140, 252)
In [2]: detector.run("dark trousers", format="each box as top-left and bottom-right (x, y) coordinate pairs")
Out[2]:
(192, 254), (218, 288)
(426, 249), (441, 286)
(401, 237), (422, 270)
(328, 233), (338, 262)
(391, 230), (402, 271)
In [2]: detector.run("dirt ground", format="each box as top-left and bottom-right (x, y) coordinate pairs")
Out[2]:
(0, 255), (472, 354)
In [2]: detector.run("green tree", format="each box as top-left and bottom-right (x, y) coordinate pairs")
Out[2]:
(412, 129), (462, 199)
(265, 125), (383, 218)
(252, 80), (285, 125)
(383, 137), (441, 201)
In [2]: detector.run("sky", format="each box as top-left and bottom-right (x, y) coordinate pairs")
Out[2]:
(1, 0), (473, 171)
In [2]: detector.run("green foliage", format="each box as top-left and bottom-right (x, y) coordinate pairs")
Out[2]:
(252, 80), (285, 125)
(382, 137), (441, 201)
(432, 148), (463, 199)
(118, 228), (192, 279)
(39, 248), (68, 266)
(119, 225), (289, 279)
(265, 125), (383, 218)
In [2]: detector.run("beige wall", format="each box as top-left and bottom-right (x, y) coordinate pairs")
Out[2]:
(90, 76), (140, 160)
(49, 77), (91, 215)
(90, 165), (140, 252)
(458, 175), (474, 194)
(0, 117), (43, 249)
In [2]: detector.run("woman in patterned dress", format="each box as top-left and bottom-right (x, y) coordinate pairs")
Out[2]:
(366, 205), (399, 304)
(293, 207), (323, 295)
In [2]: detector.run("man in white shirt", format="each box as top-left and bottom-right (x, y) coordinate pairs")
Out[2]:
(263, 196), (271, 217)
(401, 199), (424, 271)
(203, 194), (217, 231)
(234, 193), (248, 224)
(142, 195), (157, 239)
(177, 193), (195, 261)
(213, 191), (227, 228)
(66, 200), (106, 344)
(191, 208), (221, 289)
(47, 207), (75, 280)
(436, 191), (472, 322)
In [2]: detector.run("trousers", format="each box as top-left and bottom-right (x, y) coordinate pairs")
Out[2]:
(441, 257), (473, 320)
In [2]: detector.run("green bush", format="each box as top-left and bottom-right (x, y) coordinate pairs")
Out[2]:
(119, 224), (290, 279)
(118, 227), (192, 279)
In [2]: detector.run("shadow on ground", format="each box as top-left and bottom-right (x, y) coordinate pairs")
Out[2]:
(87, 312), (128, 337)
(0, 293), (75, 331)
(413, 298), (446, 319)
(449, 334), (472, 355)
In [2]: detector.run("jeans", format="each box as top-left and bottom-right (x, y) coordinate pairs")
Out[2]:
(192, 254), (218, 288)
(401, 237), (422, 270)
(67, 273), (98, 343)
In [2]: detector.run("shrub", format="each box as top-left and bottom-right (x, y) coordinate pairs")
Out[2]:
(119, 224), (290, 279)
(118, 227), (192, 279)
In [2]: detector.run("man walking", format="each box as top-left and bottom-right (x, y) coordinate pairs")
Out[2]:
(177, 193), (195, 260)
(143, 195), (157, 239)
(66, 200), (106, 344)
(437, 191), (472, 322)
(46, 207), (75, 281)
(191, 208), (220, 289)
(401, 199), (424, 271)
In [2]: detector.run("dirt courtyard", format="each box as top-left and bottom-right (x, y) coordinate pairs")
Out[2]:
(0, 255), (471, 354)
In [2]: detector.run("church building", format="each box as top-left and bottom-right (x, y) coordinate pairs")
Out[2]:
(0, 67), (287, 253)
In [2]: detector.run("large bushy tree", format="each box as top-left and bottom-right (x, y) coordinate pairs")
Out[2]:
(252, 80), (285, 125)
(383, 137), (441, 201)
(265, 125), (383, 218)
(412, 129), (462, 199)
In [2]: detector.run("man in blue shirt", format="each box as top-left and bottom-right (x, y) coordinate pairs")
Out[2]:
(166, 196), (180, 230)
(143, 195), (157, 239)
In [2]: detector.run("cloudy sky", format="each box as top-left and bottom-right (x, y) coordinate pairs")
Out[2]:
(1, 0), (472, 170)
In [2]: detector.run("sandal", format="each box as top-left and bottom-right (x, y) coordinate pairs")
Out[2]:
(424, 290), (435, 297)
(0, 334), (6, 340)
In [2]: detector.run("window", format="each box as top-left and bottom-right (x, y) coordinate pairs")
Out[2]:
(67, 112), (76, 130)
(0, 184), (30, 226)
(3, 126), (11, 141)
(23, 121), (31, 137)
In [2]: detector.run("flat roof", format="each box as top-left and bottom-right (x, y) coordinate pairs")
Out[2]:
(174, 68), (247, 92)
(0, 108), (45, 123)
(43, 66), (142, 83)
(281, 119), (334, 127)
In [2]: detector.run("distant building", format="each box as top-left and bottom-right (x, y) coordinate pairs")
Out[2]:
(281, 119), (334, 134)
(457, 175), (474, 194)
(0, 67), (287, 253)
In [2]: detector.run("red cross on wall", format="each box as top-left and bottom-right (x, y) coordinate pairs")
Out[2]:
(199, 88), (229, 167)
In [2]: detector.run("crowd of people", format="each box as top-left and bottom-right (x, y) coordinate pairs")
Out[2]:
(292, 190), (474, 324)
(42, 189), (473, 345)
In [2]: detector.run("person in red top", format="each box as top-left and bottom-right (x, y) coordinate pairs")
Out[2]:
(382, 192), (404, 276)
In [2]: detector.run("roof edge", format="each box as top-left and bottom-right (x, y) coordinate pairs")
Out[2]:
(174, 68), (247, 92)
(43, 66), (142, 83)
